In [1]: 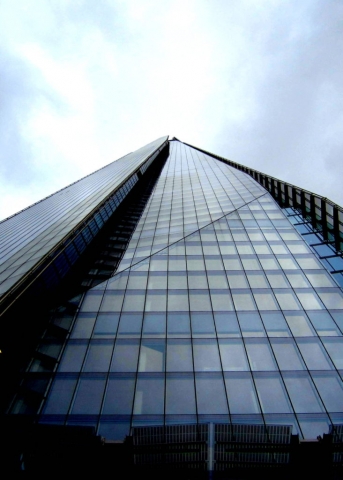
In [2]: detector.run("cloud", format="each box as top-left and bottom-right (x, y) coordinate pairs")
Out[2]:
(0, 0), (342, 220)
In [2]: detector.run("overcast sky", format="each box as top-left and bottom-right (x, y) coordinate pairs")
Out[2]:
(0, 0), (342, 221)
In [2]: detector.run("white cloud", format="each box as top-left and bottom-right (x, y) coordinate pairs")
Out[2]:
(0, 0), (343, 220)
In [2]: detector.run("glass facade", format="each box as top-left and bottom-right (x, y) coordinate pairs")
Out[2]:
(0, 136), (167, 300)
(15, 139), (341, 442)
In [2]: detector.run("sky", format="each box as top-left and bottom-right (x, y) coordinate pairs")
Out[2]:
(0, 0), (342, 221)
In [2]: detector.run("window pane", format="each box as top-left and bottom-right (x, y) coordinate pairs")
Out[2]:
(71, 314), (96, 339)
(43, 377), (77, 414)
(296, 338), (333, 370)
(214, 312), (240, 337)
(193, 340), (221, 371)
(195, 374), (228, 414)
(134, 376), (164, 414)
(219, 339), (249, 371)
(58, 343), (87, 372)
(284, 312), (315, 337)
(93, 313), (119, 338)
(117, 313), (143, 337)
(167, 340), (193, 372)
(270, 338), (305, 370)
(83, 342), (113, 372)
(142, 313), (166, 336)
(254, 373), (292, 413)
(102, 377), (135, 414)
(191, 313), (216, 337)
(224, 372), (260, 414)
(238, 312), (265, 337)
(283, 372), (324, 413)
(189, 290), (212, 311)
(312, 372), (343, 412)
(245, 339), (277, 371)
(167, 312), (191, 337)
(138, 340), (165, 372)
(168, 290), (189, 311)
(261, 312), (291, 337)
(166, 375), (196, 414)
(101, 291), (124, 312)
(307, 311), (340, 336)
(210, 289), (234, 312)
(110, 339), (140, 372)
(232, 292), (256, 311)
(71, 377), (105, 414)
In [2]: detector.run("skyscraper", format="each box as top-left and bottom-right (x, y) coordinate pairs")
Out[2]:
(1, 137), (343, 473)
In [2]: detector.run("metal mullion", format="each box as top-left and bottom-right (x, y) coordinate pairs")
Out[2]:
(97, 274), (129, 434)
(64, 287), (108, 423)
(181, 142), (199, 426)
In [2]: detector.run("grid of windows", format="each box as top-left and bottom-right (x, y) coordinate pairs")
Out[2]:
(14, 141), (343, 442)
(0, 137), (167, 297)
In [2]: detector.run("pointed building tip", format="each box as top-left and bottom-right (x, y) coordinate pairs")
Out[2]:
(170, 137), (181, 142)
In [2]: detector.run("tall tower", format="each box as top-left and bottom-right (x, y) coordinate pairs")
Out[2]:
(1, 137), (343, 472)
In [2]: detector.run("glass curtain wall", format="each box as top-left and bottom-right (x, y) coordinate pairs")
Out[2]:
(38, 141), (343, 441)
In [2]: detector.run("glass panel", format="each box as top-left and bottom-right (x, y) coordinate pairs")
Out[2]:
(122, 291), (146, 312)
(168, 290), (189, 311)
(117, 313), (143, 337)
(274, 291), (301, 310)
(286, 272), (310, 288)
(142, 313), (166, 336)
(165, 375), (196, 414)
(317, 290), (343, 310)
(227, 272), (249, 289)
(245, 339), (277, 371)
(167, 312), (191, 337)
(214, 312), (240, 337)
(266, 273), (289, 288)
(80, 291), (103, 312)
(193, 340), (221, 371)
(253, 291), (279, 310)
(167, 339), (193, 372)
(191, 312), (216, 337)
(102, 377), (135, 414)
(232, 292), (256, 311)
(43, 377), (77, 414)
(238, 312), (265, 337)
(322, 337), (343, 369)
(247, 272), (269, 288)
(189, 290), (212, 311)
(296, 291), (323, 310)
(83, 342), (113, 372)
(195, 374), (228, 414)
(138, 340), (165, 372)
(296, 338), (333, 370)
(224, 372), (260, 413)
(110, 339), (140, 372)
(133, 376), (164, 414)
(283, 372), (324, 413)
(305, 271), (337, 288)
(312, 372), (343, 413)
(270, 338), (305, 370)
(254, 373), (292, 413)
(93, 313), (120, 338)
(58, 343), (87, 372)
(71, 377), (105, 414)
(284, 312), (315, 337)
(100, 291), (125, 312)
(145, 291), (167, 311)
(210, 289), (234, 312)
(147, 273), (167, 289)
(71, 314), (96, 339)
(261, 312), (291, 337)
(219, 339), (249, 371)
(168, 273), (187, 289)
